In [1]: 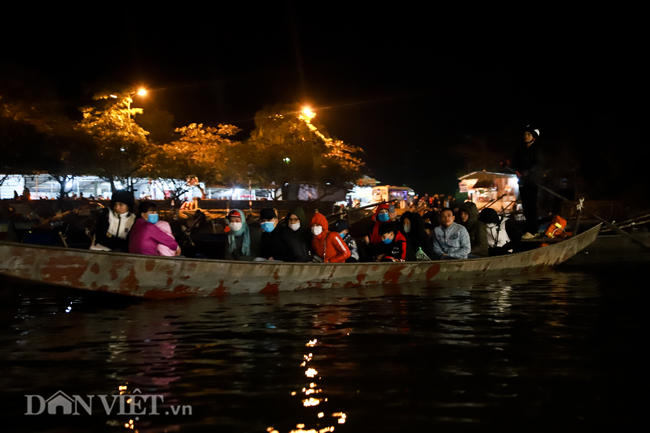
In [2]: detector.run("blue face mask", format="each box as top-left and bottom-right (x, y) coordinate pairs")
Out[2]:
(378, 213), (390, 222)
(339, 232), (346, 239)
(261, 221), (275, 233)
(147, 213), (159, 224)
(382, 236), (392, 244)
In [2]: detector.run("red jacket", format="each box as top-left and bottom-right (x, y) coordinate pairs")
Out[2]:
(376, 230), (407, 262)
(310, 213), (351, 263)
(369, 203), (391, 244)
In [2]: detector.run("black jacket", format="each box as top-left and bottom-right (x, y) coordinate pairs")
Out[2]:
(511, 142), (541, 186)
(399, 212), (435, 261)
(261, 224), (309, 262)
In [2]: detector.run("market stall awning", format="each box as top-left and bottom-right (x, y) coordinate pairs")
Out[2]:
(471, 179), (495, 189)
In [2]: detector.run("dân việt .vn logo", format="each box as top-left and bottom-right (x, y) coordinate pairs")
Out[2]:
(25, 389), (192, 416)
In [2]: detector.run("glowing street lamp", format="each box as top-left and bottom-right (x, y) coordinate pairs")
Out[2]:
(302, 106), (315, 120)
(124, 88), (147, 119)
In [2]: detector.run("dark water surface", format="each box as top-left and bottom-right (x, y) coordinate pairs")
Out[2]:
(1, 257), (648, 433)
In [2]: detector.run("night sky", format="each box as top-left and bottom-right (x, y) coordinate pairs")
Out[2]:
(2, 4), (647, 199)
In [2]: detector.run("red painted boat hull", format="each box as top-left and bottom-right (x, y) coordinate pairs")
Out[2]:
(0, 224), (601, 298)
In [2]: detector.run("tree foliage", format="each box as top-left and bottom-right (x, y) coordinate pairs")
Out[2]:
(145, 123), (242, 201)
(78, 92), (151, 191)
(247, 103), (364, 199)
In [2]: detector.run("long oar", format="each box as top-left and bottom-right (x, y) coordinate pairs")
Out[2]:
(505, 167), (650, 252)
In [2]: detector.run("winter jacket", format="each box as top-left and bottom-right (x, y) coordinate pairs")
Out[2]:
(261, 223), (309, 262)
(310, 213), (351, 263)
(92, 208), (135, 251)
(399, 211), (435, 261)
(375, 230), (407, 262)
(433, 222), (471, 259)
(129, 218), (179, 256)
(511, 142), (542, 186)
(284, 206), (312, 251)
(458, 202), (488, 257)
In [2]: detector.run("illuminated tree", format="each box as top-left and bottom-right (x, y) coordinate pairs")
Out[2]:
(145, 123), (242, 202)
(79, 91), (151, 192)
(247, 103), (364, 200)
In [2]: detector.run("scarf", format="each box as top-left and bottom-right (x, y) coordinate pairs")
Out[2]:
(227, 209), (251, 256)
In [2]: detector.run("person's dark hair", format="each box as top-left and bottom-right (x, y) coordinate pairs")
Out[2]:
(440, 207), (454, 217)
(137, 200), (157, 217)
(378, 221), (396, 237)
(479, 208), (500, 225)
(260, 208), (277, 220)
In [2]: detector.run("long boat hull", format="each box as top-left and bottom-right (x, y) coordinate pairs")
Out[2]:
(0, 224), (601, 299)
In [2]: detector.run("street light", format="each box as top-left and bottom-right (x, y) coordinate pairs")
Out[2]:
(302, 106), (315, 120)
(124, 88), (147, 119)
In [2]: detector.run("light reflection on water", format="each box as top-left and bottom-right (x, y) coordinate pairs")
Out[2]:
(0, 259), (649, 432)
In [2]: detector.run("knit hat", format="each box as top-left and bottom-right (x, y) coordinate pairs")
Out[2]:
(111, 190), (135, 212)
(259, 208), (277, 220)
(332, 220), (348, 232)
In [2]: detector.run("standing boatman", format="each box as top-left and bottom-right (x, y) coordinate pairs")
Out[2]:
(505, 125), (541, 236)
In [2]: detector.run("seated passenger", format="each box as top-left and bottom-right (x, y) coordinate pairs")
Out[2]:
(478, 208), (521, 255)
(361, 203), (396, 261)
(259, 208), (309, 262)
(374, 222), (407, 262)
(129, 201), (179, 256)
(283, 206), (311, 253)
(457, 202), (488, 258)
(90, 190), (136, 252)
(399, 211), (435, 261)
(332, 220), (359, 262)
(310, 213), (351, 263)
(422, 210), (439, 226)
(433, 208), (471, 260)
(224, 209), (261, 261)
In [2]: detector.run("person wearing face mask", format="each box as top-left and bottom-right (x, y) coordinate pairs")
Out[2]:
(259, 208), (309, 262)
(129, 201), (179, 256)
(310, 213), (351, 263)
(374, 222), (407, 262)
(331, 220), (359, 262)
(283, 206), (311, 252)
(361, 203), (397, 261)
(399, 211), (434, 261)
(90, 190), (136, 252)
(224, 209), (261, 261)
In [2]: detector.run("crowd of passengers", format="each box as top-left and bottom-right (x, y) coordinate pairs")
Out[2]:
(91, 190), (522, 262)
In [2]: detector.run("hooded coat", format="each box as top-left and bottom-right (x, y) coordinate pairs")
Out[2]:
(284, 206), (311, 251)
(368, 203), (391, 244)
(310, 213), (351, 263)
(399, 211), (435, 261)
(458, 202), (488, 257)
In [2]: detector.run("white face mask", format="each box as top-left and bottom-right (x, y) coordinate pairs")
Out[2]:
(403, 224), (411, 234)
(311, 225), (323, 236)
(229, 222), (243, 232)
(289, 222), (300, 231)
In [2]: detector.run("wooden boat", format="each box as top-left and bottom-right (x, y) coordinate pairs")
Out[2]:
(0, 224), (601, 299)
